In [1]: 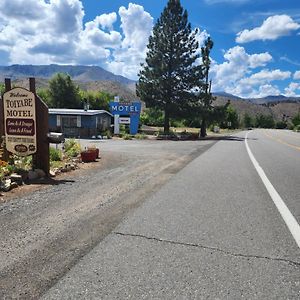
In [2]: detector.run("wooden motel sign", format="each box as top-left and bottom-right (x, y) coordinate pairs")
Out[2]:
(3, 87), (37, 156)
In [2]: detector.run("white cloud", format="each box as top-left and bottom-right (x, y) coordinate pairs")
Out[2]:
(240, 69), (291, 86)
(256, 84), (281, 98)
(0, 1), (153, 79)
(236, 15), (300, 43)
(105, 3), (153, 79)
(0, 0), (47, 20)
(248, 53), (273, 68)
(119, 3), (153, 51)
(210, 46), (272, 95)
(284, 82), (300, 97)
(294, 71), (300, 80)
(209, 46), (295, 98)
(96, 13), (117, 30)
(50, 0), (84, 35)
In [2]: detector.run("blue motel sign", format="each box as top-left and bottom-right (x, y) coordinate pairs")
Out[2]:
(109, 102), (141, 135)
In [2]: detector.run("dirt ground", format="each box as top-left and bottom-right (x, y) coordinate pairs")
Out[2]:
(0, 138), (217, 299)
(0, 156), (109, 204)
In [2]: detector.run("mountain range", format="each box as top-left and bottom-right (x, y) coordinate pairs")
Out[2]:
(0, 64), (134, 85)
(1, 64), (300, 121)
(213, 92), (300, 104)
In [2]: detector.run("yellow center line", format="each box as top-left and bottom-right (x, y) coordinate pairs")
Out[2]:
(263, 131), (300, 152)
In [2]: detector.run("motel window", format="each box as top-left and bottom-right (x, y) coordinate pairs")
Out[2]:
(61, 116), (78, 128)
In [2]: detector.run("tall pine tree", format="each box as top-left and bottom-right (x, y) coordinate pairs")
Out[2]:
(200, 37), (214, 137)
(136, 0), (203, 133)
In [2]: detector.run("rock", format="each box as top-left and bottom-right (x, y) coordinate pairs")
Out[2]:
(72, 158), (80, 164)
(52, 168), (60, 175)
(28, 170), (39, 180)
(35, 169), (46, 178)
(19, 171), (28, 181)
(2, 179), (12, 192)
(10, 174), (23, 186)
(49, 170), (56, 177)
(10, 182), (18, 190)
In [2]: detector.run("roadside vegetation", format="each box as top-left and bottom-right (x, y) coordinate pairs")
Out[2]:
(36, 73), (115, 111)
(0, 138), (82, 192)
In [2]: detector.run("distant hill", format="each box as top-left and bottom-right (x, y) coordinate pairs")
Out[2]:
(213, 92), (242, 100)
(0, 64), (135, 85)
(247, 95), (300, 104)
(213, 92), (300, 105)
(12, 78), (138, 102)
(214, 95), (300, 122)
(1, 64), (137, 101)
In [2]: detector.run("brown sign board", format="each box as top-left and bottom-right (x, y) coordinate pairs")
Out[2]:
(3, 87), (37, 156)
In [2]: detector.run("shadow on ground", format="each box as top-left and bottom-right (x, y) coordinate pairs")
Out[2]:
(24, 178), (75, 186)
(201, 135), (257, 142)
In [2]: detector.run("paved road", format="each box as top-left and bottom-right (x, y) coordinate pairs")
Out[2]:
(42, 129), (300, 299)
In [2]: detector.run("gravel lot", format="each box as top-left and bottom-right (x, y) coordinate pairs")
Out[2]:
(0, 138), (216, 299)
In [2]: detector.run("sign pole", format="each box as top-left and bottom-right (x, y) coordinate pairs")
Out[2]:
(0, 79), (12, 161)
(113, 96), (120, 135)
(30, 78), (50, 176)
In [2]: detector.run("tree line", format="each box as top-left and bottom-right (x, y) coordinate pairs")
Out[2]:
(37, 73), (112, 111)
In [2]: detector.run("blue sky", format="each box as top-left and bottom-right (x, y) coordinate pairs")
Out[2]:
(0, 0), (300, 98)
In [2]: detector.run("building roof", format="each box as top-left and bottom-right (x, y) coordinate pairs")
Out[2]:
(49, 108), (112, 117)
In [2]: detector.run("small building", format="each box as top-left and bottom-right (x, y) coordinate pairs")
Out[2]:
(49, 108), (113, 138)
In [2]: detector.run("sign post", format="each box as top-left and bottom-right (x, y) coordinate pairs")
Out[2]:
(1, 78), (49, 175)
(0, 79), (10, 161)
(113, 96), (120, 135)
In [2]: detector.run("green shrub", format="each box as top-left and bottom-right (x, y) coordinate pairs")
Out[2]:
(64, 139), (81, 157)
(50, 147), (62, 161)
(102, 129), (112, 139)
(292, 113), (300, 127)
(135, 133), (148, 139)
(294, 124), (300, 132)
(123, 134), (133, 140)
(275, 121), (287, 129)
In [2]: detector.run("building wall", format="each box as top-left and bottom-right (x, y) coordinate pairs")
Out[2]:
(49, 113), (112, 138)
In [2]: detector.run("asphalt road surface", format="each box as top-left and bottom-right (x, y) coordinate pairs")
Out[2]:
(1, 130), (300, 299)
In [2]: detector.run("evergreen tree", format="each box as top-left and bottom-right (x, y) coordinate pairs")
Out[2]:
(243, 113), (254, 128)
(136, 0), (203, 133)
(225, 105), (239, 129)
(37, 88), (52, 107)
(255, 114), (275, 128)
(49, 73), (81, 109)
(199, 37), (214, 137)
(0, 83), (5, 95)
(292, 112), (300, 127)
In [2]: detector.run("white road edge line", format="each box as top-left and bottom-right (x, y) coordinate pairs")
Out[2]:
(245, 131), (300, 249)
